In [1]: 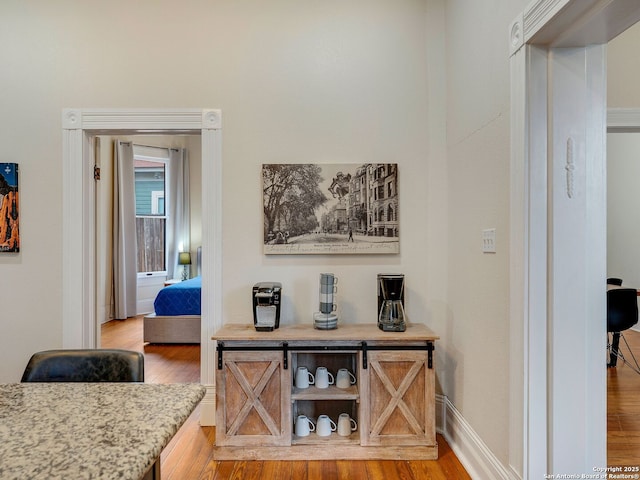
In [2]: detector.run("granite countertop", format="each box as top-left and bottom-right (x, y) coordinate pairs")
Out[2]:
(0, 382), (206, 480)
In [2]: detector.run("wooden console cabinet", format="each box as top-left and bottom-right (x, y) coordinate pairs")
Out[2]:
(213, 323), (438, 460)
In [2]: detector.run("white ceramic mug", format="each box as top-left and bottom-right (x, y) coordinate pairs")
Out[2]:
(315, 366), (334, 389)
(295, 366), (315, 389)
(337, 413), (357, 436)
(335, 368), (357, 389)
(316, 414), (337, 437)
(295, 415), (315, 437)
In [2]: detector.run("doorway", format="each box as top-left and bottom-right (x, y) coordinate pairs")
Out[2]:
(62, 108), (222, 425)
(94, 135), (202, 325)
(511, 0), (640, 475)
(94, 135), (202, 386)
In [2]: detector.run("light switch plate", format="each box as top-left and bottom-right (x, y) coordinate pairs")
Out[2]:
(482, 228), (496, 253)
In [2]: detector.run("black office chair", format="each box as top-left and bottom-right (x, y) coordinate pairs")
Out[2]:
(21, 349), (144, 382)
(607, 277), (623, 286)
(607, 288), (640, 374)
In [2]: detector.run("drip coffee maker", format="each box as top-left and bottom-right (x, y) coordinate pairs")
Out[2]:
(377, 274), (406, 332)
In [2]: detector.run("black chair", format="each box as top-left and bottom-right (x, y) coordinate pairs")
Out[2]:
(21, 349), (144, 382)
(607, 277), (623, 286)
(607, 288), (640, 374)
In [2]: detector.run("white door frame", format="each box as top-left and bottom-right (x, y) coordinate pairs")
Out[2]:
(62, 108), (222, 424)
(510, 1), (640, 476)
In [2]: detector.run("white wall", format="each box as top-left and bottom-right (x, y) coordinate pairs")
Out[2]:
(0, 0), (521, 472)
(0, 2), (444, 378)
(217, 1), (437, 331)
(444, 0), (527, 468)
(609, 22), (640, 108)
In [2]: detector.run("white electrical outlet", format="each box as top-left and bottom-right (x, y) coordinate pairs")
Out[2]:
(482, 228), (496, 253)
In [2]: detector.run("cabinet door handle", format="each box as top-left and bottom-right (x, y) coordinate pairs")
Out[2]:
(361, 341), (368, 369)
(283, 342), (288, 370)
(217, 341), (224, 369)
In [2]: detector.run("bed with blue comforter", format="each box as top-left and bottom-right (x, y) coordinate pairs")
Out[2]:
(154, 276), (202, 316)
(143, 276), (201, 344)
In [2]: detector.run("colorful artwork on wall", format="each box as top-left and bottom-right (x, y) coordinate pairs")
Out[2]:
(0, 163), (19, 253)
(262, 163), (399, 255)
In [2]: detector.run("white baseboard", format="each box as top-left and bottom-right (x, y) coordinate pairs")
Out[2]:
(199, 384), (216, 426)
(136, 299), (154, 316)
(436, 394), (520, 480)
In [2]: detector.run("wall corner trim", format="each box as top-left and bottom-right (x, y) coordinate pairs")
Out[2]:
(509, 13), (525, 57)
(202, 109), (222, 130)
(436, 394), (519, 480)
(522, 0), (567, 42)
(62, 109), (82, 130)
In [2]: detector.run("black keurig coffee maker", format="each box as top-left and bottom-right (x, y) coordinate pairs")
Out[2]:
(377, 274), (406, 332)
(252, 282), (282, 331)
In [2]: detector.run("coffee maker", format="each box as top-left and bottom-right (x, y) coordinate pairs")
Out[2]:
(377, 274), (406, 332)
(252, 282), (282, 331)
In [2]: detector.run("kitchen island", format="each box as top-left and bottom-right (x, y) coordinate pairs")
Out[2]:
(0, 382), (205, 480)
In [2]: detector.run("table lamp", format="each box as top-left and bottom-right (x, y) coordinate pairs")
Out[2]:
(178, 252), (191, 281)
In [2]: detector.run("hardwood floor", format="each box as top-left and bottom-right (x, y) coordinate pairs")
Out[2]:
(607, 328), (640, 466)
(101, 316), (471, 479)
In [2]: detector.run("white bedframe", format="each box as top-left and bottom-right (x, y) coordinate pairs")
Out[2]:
(143, 313), (201, 344)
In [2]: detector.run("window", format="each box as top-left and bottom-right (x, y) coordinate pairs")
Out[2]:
(134, 155), (167, 274)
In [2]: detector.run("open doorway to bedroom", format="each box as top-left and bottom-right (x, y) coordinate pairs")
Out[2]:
(96, 134), (202, 384)
(62, 108), (221, 425)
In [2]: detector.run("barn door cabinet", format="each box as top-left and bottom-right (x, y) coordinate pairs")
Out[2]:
(213, 323), (438, 460)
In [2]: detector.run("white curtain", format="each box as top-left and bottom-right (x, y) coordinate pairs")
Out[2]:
(112, 140), (137, 319)
(166, 147), (190, 279)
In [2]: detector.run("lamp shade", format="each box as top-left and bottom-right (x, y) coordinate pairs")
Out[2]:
(178, 252), (192, 266)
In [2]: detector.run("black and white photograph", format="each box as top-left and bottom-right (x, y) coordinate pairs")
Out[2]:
(263, 163), (399, 255)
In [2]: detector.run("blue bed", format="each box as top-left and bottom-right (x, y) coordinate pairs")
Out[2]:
(153, 276), (202, 316)
(144, 276), (201, 344)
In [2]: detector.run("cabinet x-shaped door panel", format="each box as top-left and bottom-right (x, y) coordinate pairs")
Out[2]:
(225, 360), (281, 437)
(216, 351), (290, 446)
(365, 351), (433, 446)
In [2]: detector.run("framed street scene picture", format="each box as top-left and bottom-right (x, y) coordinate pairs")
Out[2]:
(263, 163), (399, 255)
(0, 163), (19, 253)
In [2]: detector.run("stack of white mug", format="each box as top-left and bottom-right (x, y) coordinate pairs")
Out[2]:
(313, 273), (338, 329)
(295, 413), (358, 438)
(295, 366), (356, 390)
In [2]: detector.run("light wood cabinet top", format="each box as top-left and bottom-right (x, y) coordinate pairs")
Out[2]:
(213, 322), (438, 342)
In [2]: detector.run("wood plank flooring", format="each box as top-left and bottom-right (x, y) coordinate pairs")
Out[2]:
(607, 328), (640, 466)
(101, 316), (471, 479)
